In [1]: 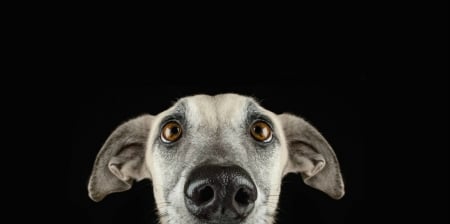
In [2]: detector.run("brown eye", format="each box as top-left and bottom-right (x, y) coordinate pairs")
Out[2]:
(250, 121), (272, 142)
(161, 121), (182, 143)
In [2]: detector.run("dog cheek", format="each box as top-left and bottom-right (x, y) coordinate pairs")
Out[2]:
(146, 153), (166, 211)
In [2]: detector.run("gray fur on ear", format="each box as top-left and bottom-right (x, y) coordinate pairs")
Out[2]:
(88, 115), (153, 202)
(279, 113), (345, 199)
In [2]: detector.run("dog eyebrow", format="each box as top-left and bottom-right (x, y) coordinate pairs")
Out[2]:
(245, 101), (273, 126)
(160, 102), (186, 125)
(174, 101), (186, 114)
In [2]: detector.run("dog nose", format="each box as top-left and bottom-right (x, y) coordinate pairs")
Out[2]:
(184, 165), (257, 222)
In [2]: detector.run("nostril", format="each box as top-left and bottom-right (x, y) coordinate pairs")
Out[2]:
(235, 188), (252, 206)
(184, 165), (257, 220)
(195, 185), (214, 205)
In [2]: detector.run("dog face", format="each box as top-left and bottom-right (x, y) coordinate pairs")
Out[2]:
(88, 94), (344, 224)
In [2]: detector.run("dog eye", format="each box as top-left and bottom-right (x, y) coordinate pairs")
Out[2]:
(250, 121), (272, 142)
(161, 121), (182, 143)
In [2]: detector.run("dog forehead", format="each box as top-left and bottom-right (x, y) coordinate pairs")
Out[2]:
(179, 94), (254, 125)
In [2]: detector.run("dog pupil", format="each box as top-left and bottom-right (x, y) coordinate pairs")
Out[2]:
(255, 126), (262, 134)
(171, 127), (179, 134)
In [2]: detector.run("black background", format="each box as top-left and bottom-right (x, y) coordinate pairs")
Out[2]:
(12, 2), (445, 223)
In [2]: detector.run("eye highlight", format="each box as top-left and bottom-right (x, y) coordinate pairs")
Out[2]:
(161, 121), (182, 143)
(250, 121), (272, 142)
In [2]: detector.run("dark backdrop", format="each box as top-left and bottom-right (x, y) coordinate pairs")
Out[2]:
(68, 77), (365, 224)
(5, 1), (445, 222)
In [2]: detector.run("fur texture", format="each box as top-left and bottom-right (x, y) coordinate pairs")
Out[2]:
(88, 93), (344, 224)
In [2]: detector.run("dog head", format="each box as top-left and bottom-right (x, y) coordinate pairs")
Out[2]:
(88, 93), (344, 224)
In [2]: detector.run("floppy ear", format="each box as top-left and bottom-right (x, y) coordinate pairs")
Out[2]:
(279, 113), (345, 199)
(88, 115), (153, 202)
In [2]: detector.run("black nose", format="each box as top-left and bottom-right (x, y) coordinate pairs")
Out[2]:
(184, 165), (257, 222)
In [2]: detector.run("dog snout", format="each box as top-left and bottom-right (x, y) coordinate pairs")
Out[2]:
(184, 165), (257, 222)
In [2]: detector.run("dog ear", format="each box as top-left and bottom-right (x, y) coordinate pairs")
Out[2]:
(279, 113), (344, 199)
(88, 115), (153, 202)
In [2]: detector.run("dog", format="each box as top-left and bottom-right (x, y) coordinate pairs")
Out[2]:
(88, 93), (344, 224)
